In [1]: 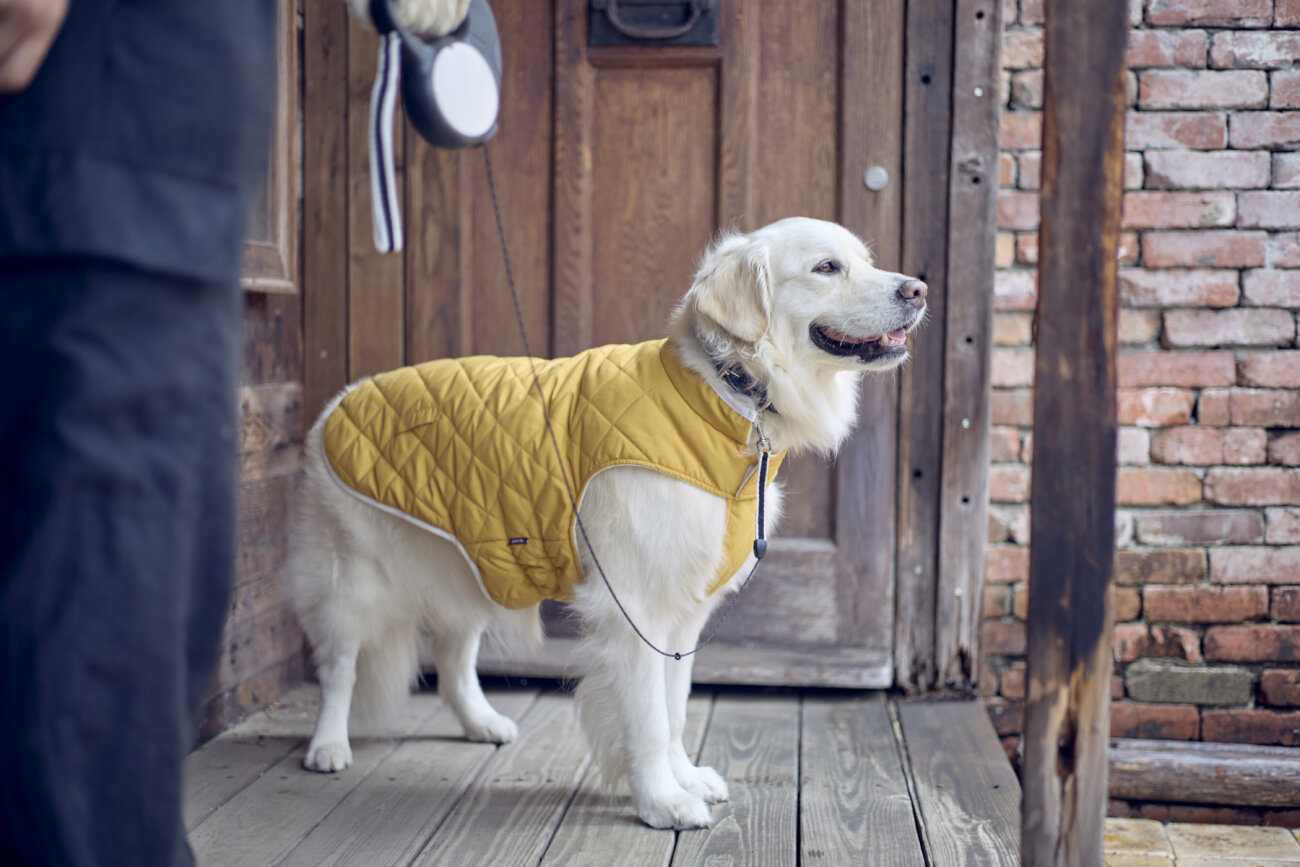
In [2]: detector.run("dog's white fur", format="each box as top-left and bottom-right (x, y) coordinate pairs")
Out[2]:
(288, 217), (926, 829)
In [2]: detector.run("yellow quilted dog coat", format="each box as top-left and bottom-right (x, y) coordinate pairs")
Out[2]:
(322, 339), (784, 609)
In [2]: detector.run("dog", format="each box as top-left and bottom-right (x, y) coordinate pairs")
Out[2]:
(287, 216), (927, 829)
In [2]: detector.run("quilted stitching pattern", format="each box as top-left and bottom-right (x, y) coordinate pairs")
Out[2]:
(323, 339), (785, 609)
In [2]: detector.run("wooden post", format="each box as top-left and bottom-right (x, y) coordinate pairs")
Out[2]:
(1021, 0), (1127, 864)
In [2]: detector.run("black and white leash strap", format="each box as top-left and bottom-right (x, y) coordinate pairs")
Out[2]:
(370, 32), (404, 253)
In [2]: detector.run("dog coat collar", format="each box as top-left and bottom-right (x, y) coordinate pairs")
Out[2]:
(712, 359), (778, 416)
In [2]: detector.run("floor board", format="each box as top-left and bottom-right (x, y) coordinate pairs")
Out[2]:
(186, 686), (1021, 866)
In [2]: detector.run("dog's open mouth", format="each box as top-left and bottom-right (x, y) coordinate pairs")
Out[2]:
(810, 324), (908, 362)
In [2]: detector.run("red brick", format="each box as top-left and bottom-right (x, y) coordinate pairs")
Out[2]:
(1146, 0), (1273, 27)
(1115, 548), (1207, 586)
(1013, 584), (1028, 620)
(1274, 72), (1300, 110)
(1144, 150), (1270, 190)
(1139, 70), (1267, 110)
(1120, 310), (1162, 346)
(1126, 111), (1227, 150)
(1009, 70), (1042, 110)
(1210, 32), (1300, 70)
(1000, 112), (1041, 150)
(1211, 546), (1300, 584)
(1243, 270), (1300, 307)
(1118, 267), (1237, 308)
(1115, 586), (1143, 622)
(1117, 351), (1235, 387)
(997, 153), (1016, 187)
(983, 583), (1011, 618)
(1018, 0), (1043, 25)
(1239, 352), (1300, 388)
(984, 698), (1023, 737)
(1281, 0), (1300, 27)
(1018, 151), (1041, 189)
(1276, 153), (1300, 188)
(1151, 427), (1267, 466)
(986, 544), (1029, 584)
(1141, 231), (1267, 269)
(1114, 623), (1203, 662)
(997, 190), (1040, 231)
(1002, 29), (1043, 70)
(1163, 309), (1295, 348)
(1137, 510), (1265, 546)
(1200, 388), (1231, 425)
(1241, 192), (1300, 230)
(1123, 192), (1236, 230)
(1119, 232), (1140, 267)
(978, 657), (999, 696)
(1204, 625), (1300, 662)
(999, 662), (1026, 700)
(995, 232), (1015, 269)
(991, 347), (1034, 388)
(1230, 113), (1300, 151)
(1206, 467), (1300, 505)
(1140, 803), (1267, 825)
(1273, 585), (1300, 620)
(1273, 435), (1300, 468)
(993, 312), (1033, 346)
(1202, 709), (1300, 746)
(1127, 29), (1209, 68)
(990, 426), (1021, 462)
(1111, 701), (1199, 740)
(1144, 585), (1268, 623)
(991, 389), (1034, 426)
(1116, 388), (1196, 427)
(1119, 427), (1152, 465)
(1260, 670), (1300, 707)
(1230, 390), (1300, 428)
(994, 269), (1037, 311)
(1275, 233), (1300, 268)
(989, 464), (1031, 503)
(1267, 509), (1300, 543)
(982, 620), (1027, 656)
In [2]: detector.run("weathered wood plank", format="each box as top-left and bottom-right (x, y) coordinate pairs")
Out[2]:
(1022, 0), (1127, 863)
(1109, 739), (1300, 808)
(238, 382), (304, 483)
(190, 689), (522, 866)
(301, 0), (349, 418)
(800, 694), (925, 865)
(412, 692), (592, 866)
(242, 292), (303, 386)
(551, 0), (594, 356)
(197, 653), (308, 743)
(898, 701), (1021, 865)
(670, 695), (799, 867)
(209, 603), (304, 704)
(475, 636), (893, 689)
(278, 690), (539, 867)
(236, 475), (294, 584)
(186, 685), (322, 830)
(893, 0), (953, 696)
(538, 692), (715, 866)
(935, 0), (1003, 691)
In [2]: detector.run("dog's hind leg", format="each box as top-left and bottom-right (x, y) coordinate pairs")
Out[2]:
(304, 635), (360, 772)
(433, 627), (518, 744)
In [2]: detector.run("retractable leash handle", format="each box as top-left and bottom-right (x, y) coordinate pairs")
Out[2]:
(367, 0), (502, 251)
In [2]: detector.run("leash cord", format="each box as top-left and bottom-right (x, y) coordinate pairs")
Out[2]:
(483, 144), (762, 660)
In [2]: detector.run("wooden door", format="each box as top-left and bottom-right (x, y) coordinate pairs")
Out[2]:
(301, 0), (999, 690)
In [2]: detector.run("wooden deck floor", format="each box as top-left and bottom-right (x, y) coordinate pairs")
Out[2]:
(185, 683), (1020, 866)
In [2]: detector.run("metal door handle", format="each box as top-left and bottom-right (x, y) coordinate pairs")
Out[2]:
(592, 0), (713, 41)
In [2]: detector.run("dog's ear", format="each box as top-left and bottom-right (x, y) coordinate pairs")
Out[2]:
(688, 233), (772, 344)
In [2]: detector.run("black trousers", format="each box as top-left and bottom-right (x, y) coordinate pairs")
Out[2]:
(0, 257), (241, 867)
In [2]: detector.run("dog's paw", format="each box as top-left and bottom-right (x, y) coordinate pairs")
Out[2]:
(677, 764), (729, 805)
(462, 712), (518, 745)
(636, 789), (712, 830)
(303, 740), (353, 773)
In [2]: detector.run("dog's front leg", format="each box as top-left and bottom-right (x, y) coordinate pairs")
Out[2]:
(665, 649), (728, 805)
(578, 632), (713, 830)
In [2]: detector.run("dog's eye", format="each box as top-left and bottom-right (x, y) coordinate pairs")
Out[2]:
(814, 260), (840, 274)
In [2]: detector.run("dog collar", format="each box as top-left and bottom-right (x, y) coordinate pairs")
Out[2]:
(712, 359), (778, 416)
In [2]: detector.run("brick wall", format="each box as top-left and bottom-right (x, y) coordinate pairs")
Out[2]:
(985, 0), (1300, 804)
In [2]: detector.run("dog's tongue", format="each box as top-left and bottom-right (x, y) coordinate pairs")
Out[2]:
(888, 329), (906, 341)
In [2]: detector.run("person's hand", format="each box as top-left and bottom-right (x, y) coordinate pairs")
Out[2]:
(0, 0), (68, 93)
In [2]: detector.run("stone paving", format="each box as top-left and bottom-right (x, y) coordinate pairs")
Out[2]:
(1106, 818), (1300, 865)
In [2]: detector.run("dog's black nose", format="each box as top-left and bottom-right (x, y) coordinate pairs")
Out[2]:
(899, 278), (928, 308)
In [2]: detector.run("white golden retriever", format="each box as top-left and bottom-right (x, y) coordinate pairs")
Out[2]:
(288, 217), (927, 829)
